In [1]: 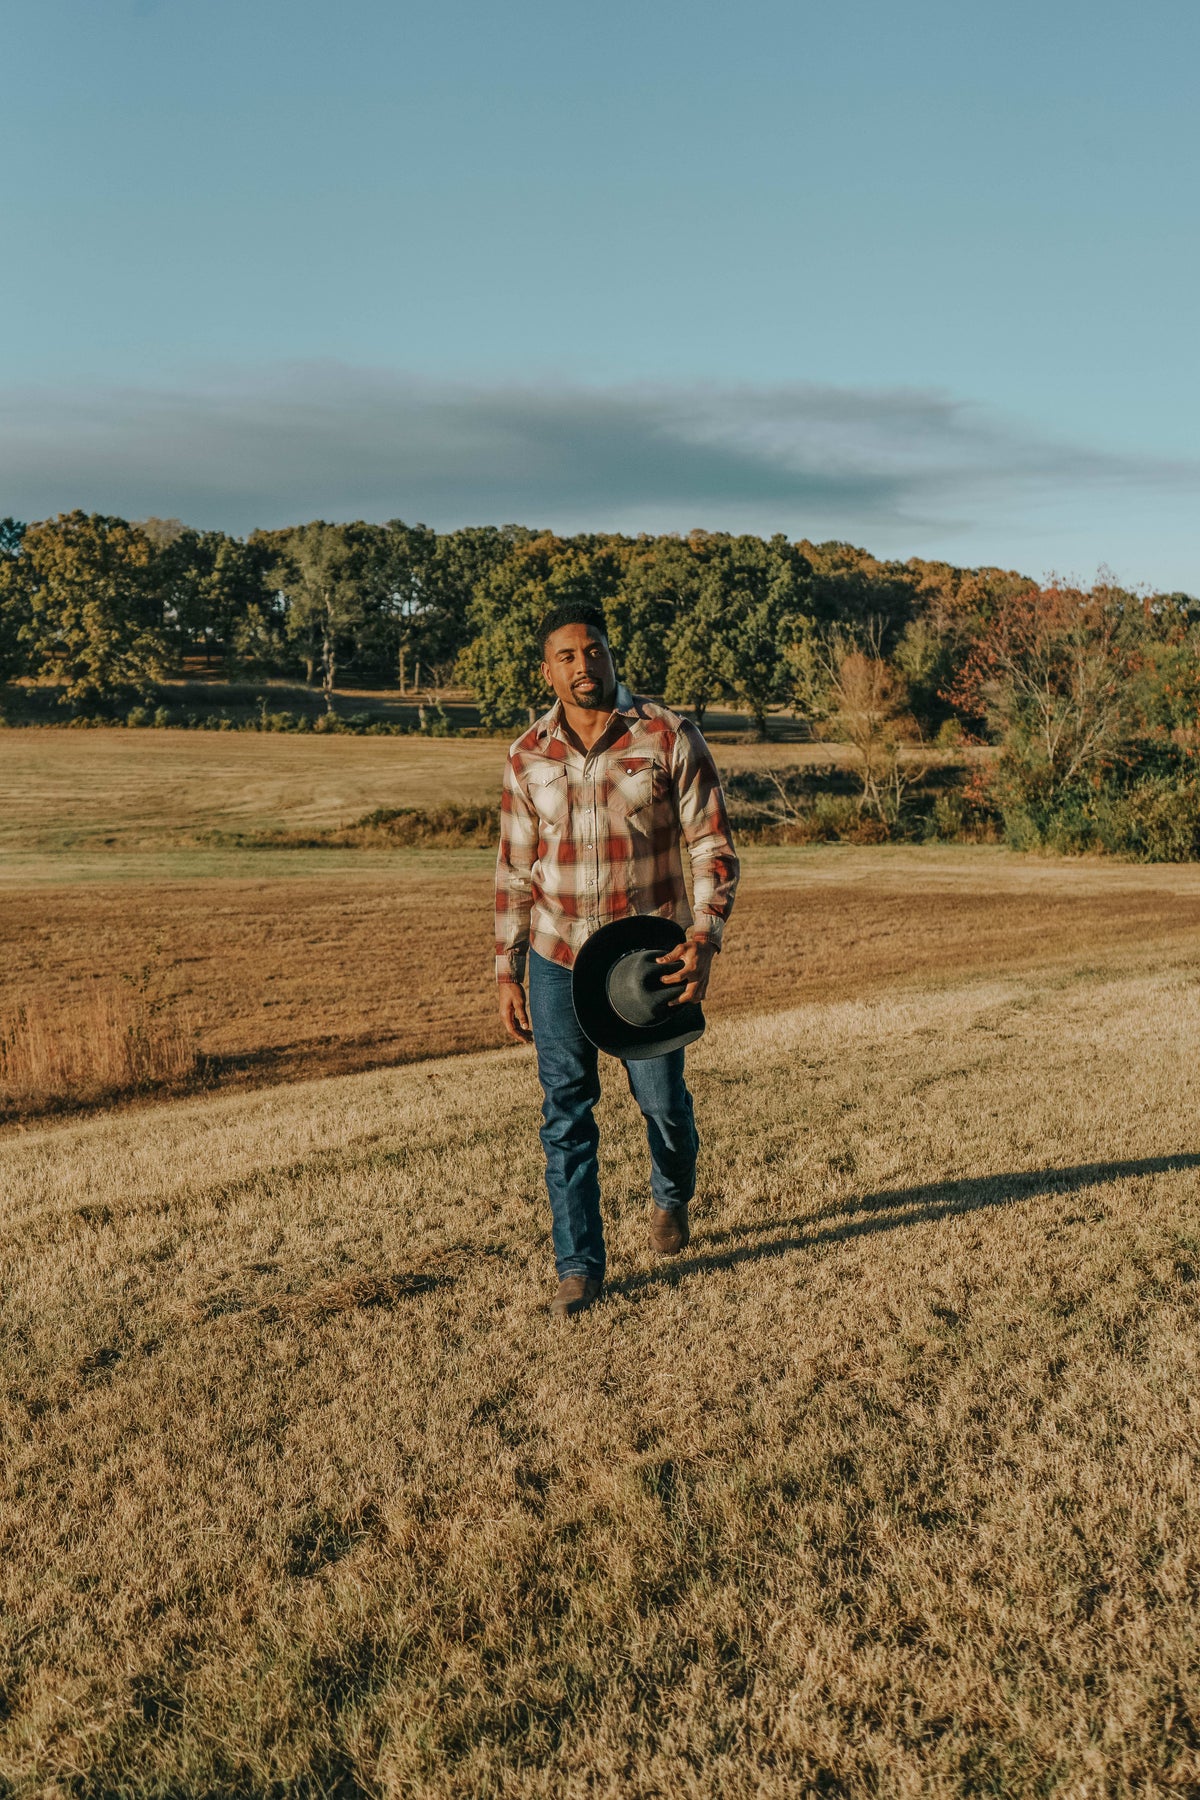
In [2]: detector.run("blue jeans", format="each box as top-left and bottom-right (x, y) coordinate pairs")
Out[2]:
(528, 949), (699, 1281)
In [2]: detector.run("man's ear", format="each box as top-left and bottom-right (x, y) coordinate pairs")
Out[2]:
(540, 660), (553, 689)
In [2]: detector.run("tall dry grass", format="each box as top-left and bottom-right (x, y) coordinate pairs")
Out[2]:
(3, 953), (1200, 1793)
(0, 983), (197, 1113)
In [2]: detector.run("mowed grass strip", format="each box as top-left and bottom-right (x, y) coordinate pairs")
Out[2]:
(0, 725), (899, 859)
(0, 729), (508, 856)
(2, 962), (1200, 1795)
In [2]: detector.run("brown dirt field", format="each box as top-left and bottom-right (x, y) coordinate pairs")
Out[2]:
(6, 847), (1200, 1122)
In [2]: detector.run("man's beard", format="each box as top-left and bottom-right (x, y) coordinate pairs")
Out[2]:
(571, 680), (612, 711)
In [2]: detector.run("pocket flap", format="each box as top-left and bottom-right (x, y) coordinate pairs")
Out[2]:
(611, 756), (666, 814)
(526, 761), (568, 822)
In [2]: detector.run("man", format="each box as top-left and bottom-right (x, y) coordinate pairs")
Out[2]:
(496, 603), (740, 1318)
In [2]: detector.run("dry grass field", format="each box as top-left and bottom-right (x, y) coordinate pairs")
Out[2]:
(6, 728), (1200, 1791)
(6, 729), (1200, 1125)
(0, 729), (506, 861)
(0, 726), (853, 862)
(3, 950), (1200, 1795)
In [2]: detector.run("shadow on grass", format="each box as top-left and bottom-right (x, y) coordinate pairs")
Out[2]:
(608, 1155), (1200, 1298)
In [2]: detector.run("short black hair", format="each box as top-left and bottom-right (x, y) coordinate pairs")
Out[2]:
(538, 603), (609, 659)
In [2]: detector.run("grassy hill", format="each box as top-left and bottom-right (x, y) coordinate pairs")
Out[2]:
(4, 953), (1200, 1795)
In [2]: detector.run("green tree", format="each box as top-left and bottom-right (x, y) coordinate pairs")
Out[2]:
(229, 601), (288, 678)
(16, 512), (166, 708)
(607, 533), (697, 696)
(673, 533), (811, 739)
(359, 519), (434, 690)
(421, 524), (534, 688)
(0, 518), (29, 684)
(458, 533), (627, 731)
(663, 576), (725, 728)
(798, 538), (917, 636)
(717, 535), (811, 737)
(350, 522), (533, 697)
(136, 518), (202, 664)
(892, 614), (958, 736)
(167, 531), (275, 669)
(270, 522), (370, 711)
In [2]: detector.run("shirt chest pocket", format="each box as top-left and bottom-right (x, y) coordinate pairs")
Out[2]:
(610, 756), (669, 819)
(527, 764), (568, 827)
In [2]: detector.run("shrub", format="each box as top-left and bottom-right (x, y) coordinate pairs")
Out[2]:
(723, 764), (959, 845)
(982, 756), (1098, 853)
(339, 804), (497, 847)
(930, 791), (968, 840)
(219, 803), (501, 850)
(418, 702), (454, 736)
(1097, 777), (1200, 862)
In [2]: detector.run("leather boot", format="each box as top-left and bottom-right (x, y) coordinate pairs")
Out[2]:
(649, 1202), (690, 1256)
(551, 1275), (604, 1318)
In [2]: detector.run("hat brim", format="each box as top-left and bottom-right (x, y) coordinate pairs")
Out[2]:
(572, 916), (706, 1061)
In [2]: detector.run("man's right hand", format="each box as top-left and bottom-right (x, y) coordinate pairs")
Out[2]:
(499, 980), (533, 1044)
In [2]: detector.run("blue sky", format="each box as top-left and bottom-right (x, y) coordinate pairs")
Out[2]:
(3, 0), (1197, 588)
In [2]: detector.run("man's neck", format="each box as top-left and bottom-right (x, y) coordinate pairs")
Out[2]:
(559, 697), (616, 757)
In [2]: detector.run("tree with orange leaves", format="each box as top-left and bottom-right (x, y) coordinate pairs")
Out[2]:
(946, 580), (1140, 843)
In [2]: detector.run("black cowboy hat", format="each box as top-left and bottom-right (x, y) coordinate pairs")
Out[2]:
(572, 916), (706, 1061)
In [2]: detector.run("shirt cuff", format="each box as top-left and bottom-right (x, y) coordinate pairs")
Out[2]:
(690, 915), (725, 950)
(497, 947), (528, 984)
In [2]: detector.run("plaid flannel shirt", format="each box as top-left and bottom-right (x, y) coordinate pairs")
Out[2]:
(495, 683), (740, 983)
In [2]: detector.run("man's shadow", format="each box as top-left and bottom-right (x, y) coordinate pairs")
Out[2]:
(609, 1155), (1200, 1298)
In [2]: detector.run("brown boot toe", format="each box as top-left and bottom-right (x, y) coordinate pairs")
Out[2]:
(649, 1202), (690, 1256)
(551, 1275), (604, 1318)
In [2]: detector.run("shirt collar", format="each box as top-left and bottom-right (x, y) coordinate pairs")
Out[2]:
(540, 681), (638, 745)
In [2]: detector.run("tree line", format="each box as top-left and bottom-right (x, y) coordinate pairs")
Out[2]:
(0, 512), (523, 719)
(3, 508), (1200, 855)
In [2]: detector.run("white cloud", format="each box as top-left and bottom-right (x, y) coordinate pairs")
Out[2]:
(1, 365), (1194, 566)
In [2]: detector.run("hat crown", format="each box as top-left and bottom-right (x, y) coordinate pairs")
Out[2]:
(605, 948), (682, 1028)
(572, 913), (704, 1062)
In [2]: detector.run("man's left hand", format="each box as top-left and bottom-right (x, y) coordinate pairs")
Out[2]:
(656, 937), (717, 1008)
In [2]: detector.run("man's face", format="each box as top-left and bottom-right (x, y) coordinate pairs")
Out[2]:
(541, 624), (618, 713)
